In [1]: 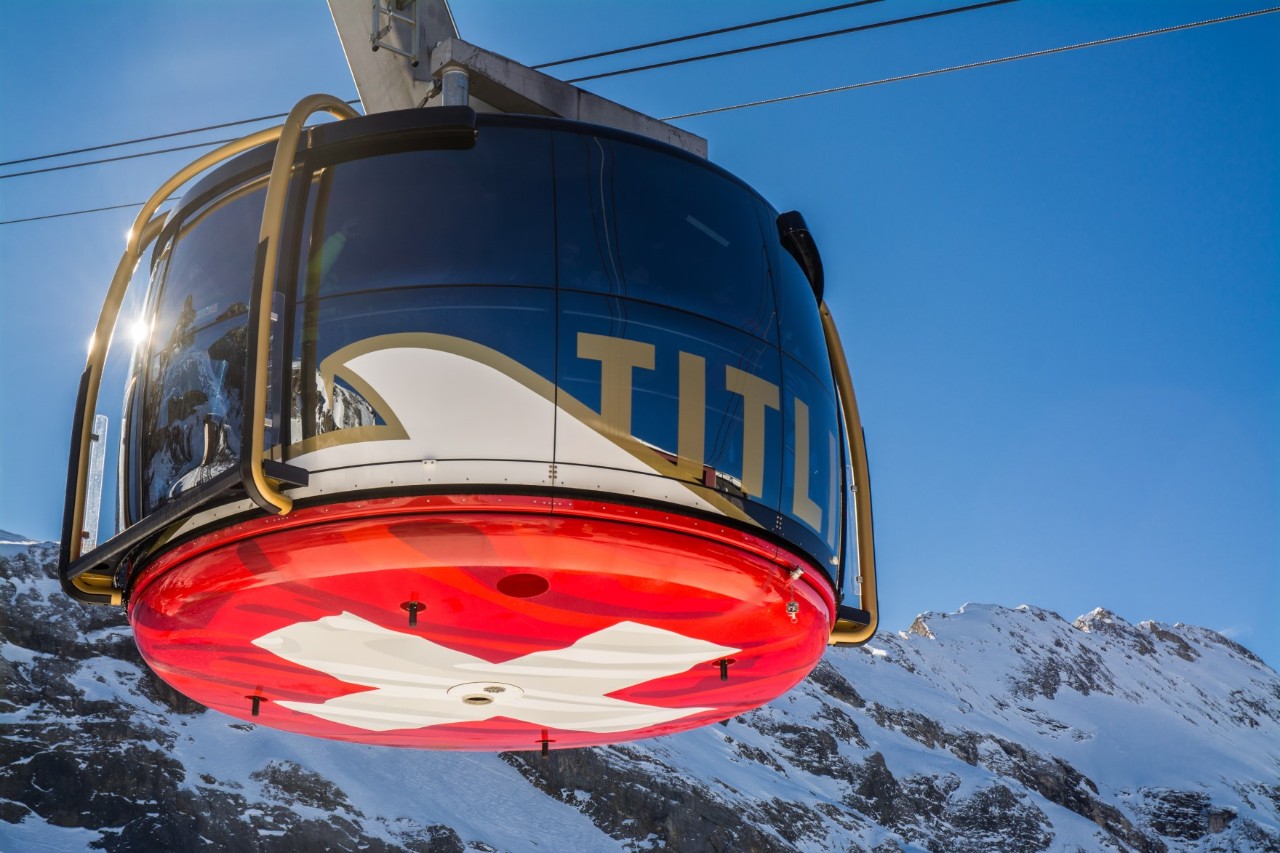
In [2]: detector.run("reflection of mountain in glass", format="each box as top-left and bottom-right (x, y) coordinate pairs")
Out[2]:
(141, 298), (247, 512)
(289, 360), (380, 442)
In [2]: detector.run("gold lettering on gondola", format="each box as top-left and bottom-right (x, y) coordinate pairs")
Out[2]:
(791, 398), (822, 531)
(675, 352), (706, 479)
(282, 332), (760, 527)
(725, 367), (779, 499)
(307, 328), (837, 540)
(577, 333), (655, 438)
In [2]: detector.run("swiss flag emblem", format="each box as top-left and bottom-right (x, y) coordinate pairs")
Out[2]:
(254, 613), (740, 733)
(129, 496), (833, 750)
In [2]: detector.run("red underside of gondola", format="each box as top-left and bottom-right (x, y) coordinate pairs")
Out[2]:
(128, 495), (836, 750)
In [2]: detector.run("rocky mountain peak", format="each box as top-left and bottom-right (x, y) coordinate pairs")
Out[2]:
(1074, 605), (1123, 628)
(0, 530), (42, 558)
(907, 615), (935, 639)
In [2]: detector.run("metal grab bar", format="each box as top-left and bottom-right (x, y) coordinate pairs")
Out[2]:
(821, 302), (880, 645)
(62, 127), (283, 603)
(241, 94), (359, 515)
(60, 95), (357, 603)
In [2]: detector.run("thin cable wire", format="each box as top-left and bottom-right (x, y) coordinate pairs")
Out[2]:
(0, 105), (329, 169)
(663, 5), (1280, 119)
(533, 0), (890, 69)
(4, 6), (1276, 226)
(566, 0), (1020, 84)
(0, 11), (890, 169)
(0, 1), (998, 171)
(0, 98), (361, 173)
(0, 138), (244, 181)
(0, 198), (180, 227)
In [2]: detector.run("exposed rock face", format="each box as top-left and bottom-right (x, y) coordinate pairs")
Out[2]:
(2, 545), (1277, 852)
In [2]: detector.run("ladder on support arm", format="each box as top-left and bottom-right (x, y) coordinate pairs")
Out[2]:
(371, 0), (420, 65)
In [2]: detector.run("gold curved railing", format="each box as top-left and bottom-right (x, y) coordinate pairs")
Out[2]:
(821, 303), (879, 646)
(242, 95), (359, 515)
(63, 95), (357, 603)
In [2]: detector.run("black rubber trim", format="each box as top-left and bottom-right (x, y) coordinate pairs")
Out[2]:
(837, 604), (872, 626)
(308, 105), (477, 162)
(63, 467), (242, 584)
(262, 459), (308, 487)
(777, 210), (825, 303)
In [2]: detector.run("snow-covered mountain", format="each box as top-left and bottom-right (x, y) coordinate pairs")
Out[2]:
(0, 529), (39, 559)
(2, 541), (1276, 852)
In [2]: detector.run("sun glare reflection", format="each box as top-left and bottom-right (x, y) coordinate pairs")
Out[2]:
(130, 318), (151, 347)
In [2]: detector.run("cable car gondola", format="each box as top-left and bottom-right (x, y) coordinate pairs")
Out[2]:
(60, 93), (876, 751)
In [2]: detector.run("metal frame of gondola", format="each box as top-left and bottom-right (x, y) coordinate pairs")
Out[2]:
(58, 95), (358, 605)
(59, 91), (877, 645)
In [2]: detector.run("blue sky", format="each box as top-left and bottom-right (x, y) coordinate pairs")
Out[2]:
(0, 1), (1275, 665)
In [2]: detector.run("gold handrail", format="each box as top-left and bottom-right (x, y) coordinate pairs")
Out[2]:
(243, 94), (359, 515)
(820, 302), (879, 645)
(65, 94), (357, 599)
(66, 127), (284, 601)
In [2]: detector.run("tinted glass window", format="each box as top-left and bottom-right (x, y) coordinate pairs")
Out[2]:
(153, 179), (265, 339)
(554, 133), (776, 342)
(138, 180), (265, 512)
(139, 315), (246, 514)
(770, 234), (832, 383)
(298, 128), (554, 298)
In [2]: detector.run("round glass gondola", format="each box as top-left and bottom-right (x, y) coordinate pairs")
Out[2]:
(60, 101), (875, 750)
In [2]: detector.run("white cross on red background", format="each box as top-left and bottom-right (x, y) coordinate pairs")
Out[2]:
(253, 613), (741, 734)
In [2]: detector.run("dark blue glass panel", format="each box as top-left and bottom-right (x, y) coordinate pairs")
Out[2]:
(553, 132), (777, 344)
(139, 180), (267, 514)
(769, 232), (831, 382)
(151, 181), (264, 343)
(552, 131), (620, 296)
(298, 128), (554, 296)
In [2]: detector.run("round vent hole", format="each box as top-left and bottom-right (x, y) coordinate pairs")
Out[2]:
(497, 573), (549, 598)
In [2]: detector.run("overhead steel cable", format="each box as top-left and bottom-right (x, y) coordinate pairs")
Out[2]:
(3, 6), (1275, 227)
(0, 2), (1011, 176)
(0, 138), (244, 181)
(661, 5), (1280, 120)
(0, 6), (894, 171)
(532, 0), (891, 69)
(0, 97), (364, 181)
(564, 0), (1022, 84)
(0, 101), (359, 169)
(0, 5), (901, 170)
(0, 199), (181, 227)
